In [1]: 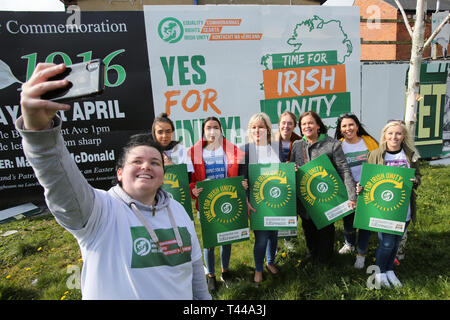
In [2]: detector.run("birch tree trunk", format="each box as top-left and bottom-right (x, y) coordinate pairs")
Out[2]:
(404, 0), (426, 138)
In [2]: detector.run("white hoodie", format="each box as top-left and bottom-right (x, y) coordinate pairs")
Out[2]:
(16, 116), (209, 300)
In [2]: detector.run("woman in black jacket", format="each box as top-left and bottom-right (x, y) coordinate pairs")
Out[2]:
(290, 111), (356, 264)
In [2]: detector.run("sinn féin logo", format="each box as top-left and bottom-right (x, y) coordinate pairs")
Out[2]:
(299, 166), (339, 206)
(202, 185), (244, 224)
(363, 173), (406, 212)
(221, 202), (233, 214)
(269, 186), (281, 198)
(381, 190), (394, 202)
(253, 170), (292, 209)
(133, 237), (152, 256)
(317, 182), (329, 193)
(158, 17), (184, 43)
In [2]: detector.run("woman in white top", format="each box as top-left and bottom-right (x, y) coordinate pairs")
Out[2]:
(152, 113), (194, 179)
(358, 120), (421, 288)
(238, 112), (281, 284)
(189, 117), (245, 293)
(334, 113), (379, 269)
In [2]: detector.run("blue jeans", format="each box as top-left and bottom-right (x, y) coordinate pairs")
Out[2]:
(343, 213), (372, 255)
(356, 229), (372, 255)
(253, 230), (278, 272)
(376, 222), (410, 273)
(203, 244), (231, 275)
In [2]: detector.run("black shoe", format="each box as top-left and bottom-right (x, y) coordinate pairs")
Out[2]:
(207, 276), (217, 293)
(220, 271), (233, 288)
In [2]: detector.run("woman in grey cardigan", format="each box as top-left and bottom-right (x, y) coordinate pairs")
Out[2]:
(290, 111), (357, 264)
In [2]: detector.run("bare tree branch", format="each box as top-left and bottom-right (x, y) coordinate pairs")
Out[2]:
(423, 13), (450, 49)
(395, 0), (413, 38)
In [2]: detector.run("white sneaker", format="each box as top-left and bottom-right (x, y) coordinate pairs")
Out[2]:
(338, 243), (355, 254)
(375, 273), (391, 288)
(354, 255), (365, 269)
(386, 271), (402, 287)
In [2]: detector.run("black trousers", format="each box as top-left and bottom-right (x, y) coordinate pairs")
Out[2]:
(301, 217), (335, 264)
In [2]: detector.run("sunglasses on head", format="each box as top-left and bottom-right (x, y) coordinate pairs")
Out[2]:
(338, 112), (355, 118)
(387, 119), (406, 125)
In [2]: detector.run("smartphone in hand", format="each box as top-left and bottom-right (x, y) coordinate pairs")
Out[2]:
(41, 59), (105, 102)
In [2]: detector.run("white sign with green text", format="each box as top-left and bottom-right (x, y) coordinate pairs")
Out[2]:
(144, 5), (360, 147)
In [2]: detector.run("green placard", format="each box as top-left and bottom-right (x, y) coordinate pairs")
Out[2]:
(162, 164), (193, 220)
(296, 153), (353, 229)
(354, 163), (415, 235)
(249, 163), (297, 231)
(196, 176), (249, 248)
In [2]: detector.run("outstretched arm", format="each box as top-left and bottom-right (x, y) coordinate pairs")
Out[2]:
(17, 63), (95, 230)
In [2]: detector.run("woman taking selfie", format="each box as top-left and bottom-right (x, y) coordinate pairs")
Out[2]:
(16, 63), (210, 300)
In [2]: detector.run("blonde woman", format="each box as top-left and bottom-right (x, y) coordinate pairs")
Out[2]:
(361, 120), (421, 288)
(238, 112), (281, 284)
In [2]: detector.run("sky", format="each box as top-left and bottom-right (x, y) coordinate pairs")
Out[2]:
(323, 0), (354, 5)
(0, 0), (64, 11)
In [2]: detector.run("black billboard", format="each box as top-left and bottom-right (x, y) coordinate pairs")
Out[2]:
(0, 11), (154, 209)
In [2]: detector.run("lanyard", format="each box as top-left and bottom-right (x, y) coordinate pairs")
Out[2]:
(130, 202), (184, 253)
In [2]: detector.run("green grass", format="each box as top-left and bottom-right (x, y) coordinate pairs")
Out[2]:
(0, 216), (82, 300)
(0, 161), (448, 300)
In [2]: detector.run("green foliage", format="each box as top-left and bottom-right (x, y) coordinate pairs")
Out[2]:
(0, 161), (448, 300)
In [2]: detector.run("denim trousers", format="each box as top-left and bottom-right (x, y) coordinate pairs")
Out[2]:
(203, 244), (232, 275)
(342, 212), (372, 255)
(253, 230), (278, 272)
(376, 221), (410, 273)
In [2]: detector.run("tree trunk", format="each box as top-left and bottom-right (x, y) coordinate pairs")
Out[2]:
(405, 0), (426, 138)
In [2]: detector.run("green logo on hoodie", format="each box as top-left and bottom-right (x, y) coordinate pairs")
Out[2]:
(130, 226), (192, 268)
